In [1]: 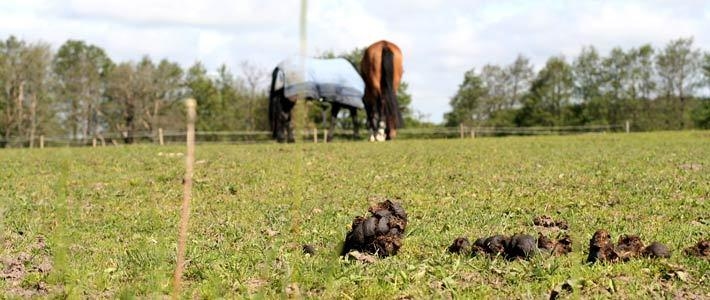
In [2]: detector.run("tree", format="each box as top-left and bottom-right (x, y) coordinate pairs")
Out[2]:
(239, 61), (267, 131)
(703, 53), (710, 88)
(505, 54), (534, 109)
(626, 45), (657, 129)
(54, 40), (112, 142)
(0, 37), (54, 147)
(185, 62), (222, 131)
(522, 56), (574, 126)
(445, 69), (488, 126)
(150, 59), (185, 133)
(655, 37), (703, 128)
(573, 46), (605, 124)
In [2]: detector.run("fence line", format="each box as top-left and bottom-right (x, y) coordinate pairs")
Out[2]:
(0, 123), (628, 148)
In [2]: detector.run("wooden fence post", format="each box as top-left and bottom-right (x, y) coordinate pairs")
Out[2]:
(40, 135), (44, 149)
(159, 128), (164, 145)
(459, 123), (464, 139)
(471, 129), (475, 139)
(625, 120), (630, 133)
(323, 129), (328, 143)
(173, 98), (196, 299)
(92, 138), (97, 147)
(313, 128), (318, 143)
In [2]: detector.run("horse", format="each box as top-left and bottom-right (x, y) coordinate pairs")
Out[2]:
(361, 40), (404, 141)
(269, 57), (364, 143)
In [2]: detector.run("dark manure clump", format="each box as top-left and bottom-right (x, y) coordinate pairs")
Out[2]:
(684, 239), (709, 258)
(447, 237), (471, 254)
(587, 229), (619, 264)
(341, 200), (407, 257)
(538, 232), (572, 256)
(642, 242), (671, 259)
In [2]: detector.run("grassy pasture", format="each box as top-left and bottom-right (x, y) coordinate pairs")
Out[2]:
(0, 131), (708, 298)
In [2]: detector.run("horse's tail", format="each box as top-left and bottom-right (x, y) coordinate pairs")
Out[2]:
(268, 67), (281, 138)
(380, 46), (403, 130)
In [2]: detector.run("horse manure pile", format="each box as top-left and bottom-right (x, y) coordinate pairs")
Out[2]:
(537, 232), (573, 256)
(684, 239), (709, 258)
(587, 230), (671, 264)
(447, 237), (471, 254)
(302, 244), (316, 255)
(449, 232), (571, 260)
(533, 215), (569, 230)
(341, 200), (408, 257)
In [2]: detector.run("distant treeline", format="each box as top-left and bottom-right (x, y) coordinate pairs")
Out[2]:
(1, 36), (709, 147)
(445, 37), (710, 131)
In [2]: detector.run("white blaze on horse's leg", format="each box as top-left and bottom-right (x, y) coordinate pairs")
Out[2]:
(376, 121), (386, 142)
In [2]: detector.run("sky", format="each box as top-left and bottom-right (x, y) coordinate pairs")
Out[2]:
(1, 0), (709, 123)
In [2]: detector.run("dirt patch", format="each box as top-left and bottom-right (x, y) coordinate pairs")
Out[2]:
(684, 239), (709, 258)
(533, 215), (569, 230)
(1, 236), (55, 298)
(679, 163), (702, 171)
(341, 200), (407, 257)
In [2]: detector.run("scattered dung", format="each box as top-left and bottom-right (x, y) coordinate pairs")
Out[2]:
(302, 244), (316, 255)
(616, 234), (645, 261)
(538, 232), (573, 256)
(587, 229), (619, 264)
(469, 234), (543, 260)
(481, 235), (510, 257)
(684, 239), (709, 258)
(506, 234), (537, 260)
(447, 237), (471, 254)
(642, 242), (671, 259)
(533, 215), (569, 230)
(341, 199), (407, 257)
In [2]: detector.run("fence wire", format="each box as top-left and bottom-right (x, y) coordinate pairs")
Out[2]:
(0, 124), (627, 148)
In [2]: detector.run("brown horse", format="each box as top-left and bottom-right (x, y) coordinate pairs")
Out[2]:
(361, 40), (404, 141)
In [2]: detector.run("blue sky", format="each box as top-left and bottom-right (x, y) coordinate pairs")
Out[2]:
(1, 0), (709, 123)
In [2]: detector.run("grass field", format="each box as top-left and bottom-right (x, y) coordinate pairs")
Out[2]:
(1, 131), (708, 298)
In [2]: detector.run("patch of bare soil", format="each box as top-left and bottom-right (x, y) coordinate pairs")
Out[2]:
(684, 239), (709, 258)
(341, 200), (408, 257)
(1, 236), (56, 297)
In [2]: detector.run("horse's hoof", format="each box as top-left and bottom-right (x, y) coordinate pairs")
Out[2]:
(369, 135), (376, 142)
(376, 133), (386, 142)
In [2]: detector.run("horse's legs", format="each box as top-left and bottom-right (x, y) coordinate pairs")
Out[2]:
(364, 100), (377, 142)
(278, 98), (296, 143)
(350, 107), (360, 140)
(375, 97), (386, 142)
(328, 103), (340, 142)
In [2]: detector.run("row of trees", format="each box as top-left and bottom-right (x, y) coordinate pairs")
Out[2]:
(0, 36), (421, 147)
(2, 35), (709, 147)
(445, 37), (710, 130)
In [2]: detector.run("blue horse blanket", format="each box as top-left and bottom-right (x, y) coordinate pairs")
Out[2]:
(274, 57), (365, 109)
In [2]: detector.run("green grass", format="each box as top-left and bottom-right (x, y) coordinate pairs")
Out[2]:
(1, 131), (708, 298)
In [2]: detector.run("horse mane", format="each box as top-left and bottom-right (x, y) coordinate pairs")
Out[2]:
(380, 46), (403, 129)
